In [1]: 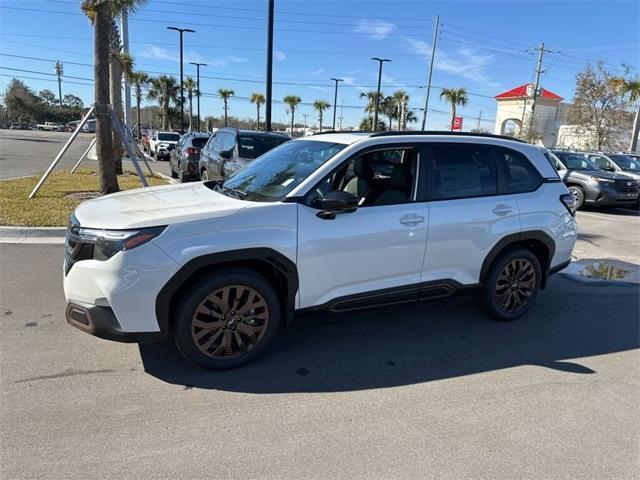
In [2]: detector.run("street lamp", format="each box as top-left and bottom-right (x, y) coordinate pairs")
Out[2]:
(189, 62), (207, 131)
(167, 26), (195, 134)
(371, 57), (391, 132)
(330, 78), (343, 131)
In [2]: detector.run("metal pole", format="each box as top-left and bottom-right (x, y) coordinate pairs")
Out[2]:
(477, 110), (482, 131)
(29, 106), (95, 198)
(371, 58), (390, 132)
(167, 27), (195, 134)
(528, 42), (547, 142)
(55, 61), (63, 109)
(108, 107), (148, 187)
(265, 0), (274, 131)
(189, 62), (206, 132)
(121, 12), (132, 130)
(330, 78), (343, 131)
(630, 105), (640, 152)
(421, 14), (439, 130)
(70, 137), (97, 174)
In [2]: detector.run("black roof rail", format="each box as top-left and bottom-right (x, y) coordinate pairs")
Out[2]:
(370, 130), (526, 143)
(312, 130), (372, 135)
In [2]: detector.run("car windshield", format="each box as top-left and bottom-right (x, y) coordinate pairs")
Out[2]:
(238, 135), (290, 159)
(213, 140), (346, 202)
(554, 152), (597, 170)
(158, 133), (180, 141)
(191, 137), (209, 148)
(609, 154), (640, 171)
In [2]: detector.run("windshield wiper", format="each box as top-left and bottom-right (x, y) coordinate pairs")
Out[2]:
(214, 183), (247, 199)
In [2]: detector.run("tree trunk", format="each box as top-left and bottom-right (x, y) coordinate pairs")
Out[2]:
(290, 108), (295, 136)
(109, 56), (124, 174)
(162, 97), (168, 130)
(188, 93), (193, 131)
(450, 105), (456, 130)
(94, 2), (118, 195)
(136, 94), (141, 140)
(256, 105), (261, 131)
(630, 104), (640, 152)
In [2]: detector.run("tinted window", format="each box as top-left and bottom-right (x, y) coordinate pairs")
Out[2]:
(211, 133), (226, 153)
(191, 137), (209, 148)
(158, 133), (180, 141)
(554, 152), (596, 170)
(220, 132), (236, 152)
(495, 147), (541, 193)
(430, 145), (497, 200)
(544, 151), (565, 171)
(238, 135), (289, 159)
(609, 154), (640, 171)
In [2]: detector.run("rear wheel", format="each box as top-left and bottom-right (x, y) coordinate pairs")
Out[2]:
(567, 185), (585, 210)
(174, 268), (281, 369)
(478, 248), (541, 321)
(201, 169), (209, 181)
(170, 162), (178, 178)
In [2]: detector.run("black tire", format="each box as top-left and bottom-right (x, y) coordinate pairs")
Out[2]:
(170, 163), (178, 179)
(567, 185), (585, 210)
(201, 169), (209, 181)
(478, 247), (542, 321)
(173, 268), (282, 369)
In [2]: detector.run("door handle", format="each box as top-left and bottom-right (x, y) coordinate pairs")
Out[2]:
(492, 205), (513, 216)
(399, 214), (425, 226)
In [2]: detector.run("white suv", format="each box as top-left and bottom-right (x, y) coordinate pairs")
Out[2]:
(64, 132), (577, 369)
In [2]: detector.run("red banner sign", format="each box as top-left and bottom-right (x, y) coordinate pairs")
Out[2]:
(452, 116), (463, 131)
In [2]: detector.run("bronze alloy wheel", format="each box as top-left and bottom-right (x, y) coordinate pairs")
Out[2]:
(494, 258), (536, 313)
(191, 285), (269, 359)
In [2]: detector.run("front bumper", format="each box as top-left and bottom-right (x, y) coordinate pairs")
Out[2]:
(66, 302), (165, 343)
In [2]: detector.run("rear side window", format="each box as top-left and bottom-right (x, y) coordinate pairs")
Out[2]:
(429, 144), (497, 200)
(238, 135), (289, 159)
(191, 137), (209, 148)
(494, 147), (542, 193)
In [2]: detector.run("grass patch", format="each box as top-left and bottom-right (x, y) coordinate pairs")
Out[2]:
(0, 169), (168, 226)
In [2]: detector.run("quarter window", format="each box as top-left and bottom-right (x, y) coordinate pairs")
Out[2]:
(429, 145), (497, 200)
(494, 147), (541, 193)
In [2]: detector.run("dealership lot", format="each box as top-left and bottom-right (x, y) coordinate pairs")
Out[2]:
(0, 208), (638, 478)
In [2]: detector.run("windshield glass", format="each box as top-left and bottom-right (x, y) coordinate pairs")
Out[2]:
(216, 140), (346, 202)
(238, 135), (289, 159)
(159, 133), (180, 141)
(609, 154), (640, 171)
(554, 152), (597, 170)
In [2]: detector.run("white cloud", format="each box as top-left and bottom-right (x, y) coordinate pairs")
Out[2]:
(138, 44), (249, 68)
(309, 85), (329, 92)
(274, 50), (286, 61)
(312, 68), (325, 76)
(354, 19), (396, 41)
(403, 37), (499, 87)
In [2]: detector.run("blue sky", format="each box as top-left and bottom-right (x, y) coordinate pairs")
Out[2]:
(0, 0), (638, 130)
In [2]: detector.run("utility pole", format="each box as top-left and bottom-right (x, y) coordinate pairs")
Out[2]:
(121, 12), (132, 130)
(189, 62), (207, 131)
(265, 0), (275, 131)
(167, 26), (195, 134)
(330, 77), (343, 130)
(371, 57), (391, 132)
(54, 61), (63, 109)
(527, 42), (551, 143)
(477, 110), (482, 131)
(338, 101), (344, 130)
(302, 113), (308, 129)
(421, 14), (439, 130)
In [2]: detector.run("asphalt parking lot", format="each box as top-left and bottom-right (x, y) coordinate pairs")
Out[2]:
(1, 208), (638, 478)
(0, 129), (170, 180)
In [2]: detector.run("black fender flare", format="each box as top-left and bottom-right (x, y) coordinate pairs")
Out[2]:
(479, 230), (556, 287)
(155, 248), (299, 337)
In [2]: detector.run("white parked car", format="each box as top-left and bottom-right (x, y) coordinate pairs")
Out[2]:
(148, 131), (181, 160)
(64, 132), (577, 369)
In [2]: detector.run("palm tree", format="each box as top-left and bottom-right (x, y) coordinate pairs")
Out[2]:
(440, 87), (468, 131)
(393, 90), (409, 130)
(110, 50), (133, 174)
(360, 91), (380, 131)
(218, 88), (234, 127)
(147, 75), (179, 130)
(184, 76), (196, 131)
(250, 92), (265, 131)
(127, 71), (149, 139)
(380, 96), (397, 131)
(611, 76), (640, 151)
(283, 95), (301, 136)
(313, 100), (330, 132)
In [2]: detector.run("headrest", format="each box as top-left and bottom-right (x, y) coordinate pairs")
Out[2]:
(354, 155), (374, 180)
(390, 164), (411, 190)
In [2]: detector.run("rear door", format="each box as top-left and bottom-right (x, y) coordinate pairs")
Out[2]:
(422, 142), (520, 286)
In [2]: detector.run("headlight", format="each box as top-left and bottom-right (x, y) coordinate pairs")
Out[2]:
(74, 226), (166, 260)
(590, 176), (614, 184)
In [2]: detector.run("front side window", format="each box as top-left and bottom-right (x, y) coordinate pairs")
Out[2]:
(554, 152), (596, 170)
(609, 154), (640, 171)
(494, 147), (541, 193)
(429, 144), (497, 200)
(214, 140), (346, 202)
(220, 133), (236, 153)
(238, 135), (289, 159)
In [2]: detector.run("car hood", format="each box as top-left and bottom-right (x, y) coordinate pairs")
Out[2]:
(565, 169), (634, 181)
(74, 182), (248, 229)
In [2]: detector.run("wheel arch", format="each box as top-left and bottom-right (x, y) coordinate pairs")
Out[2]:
(155, 248), (299, 337)
(480, 231), (555, 289)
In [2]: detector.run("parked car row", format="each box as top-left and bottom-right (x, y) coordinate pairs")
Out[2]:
(544, 149), (640, 210)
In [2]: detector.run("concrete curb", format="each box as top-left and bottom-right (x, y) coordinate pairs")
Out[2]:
(0, 226), (66, 244)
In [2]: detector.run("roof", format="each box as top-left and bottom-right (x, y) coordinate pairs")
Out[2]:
(495, 83), (563, 101)
(304, 132), (372, 145)
(308, 130), (525, 144)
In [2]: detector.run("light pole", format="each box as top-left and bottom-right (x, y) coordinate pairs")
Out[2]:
(265, 0), (275, 131)
(167, 26), (195, 134)
(189, 62), (207, 131)
(330, 77), (343, 131)
(371, 57), (391, 132)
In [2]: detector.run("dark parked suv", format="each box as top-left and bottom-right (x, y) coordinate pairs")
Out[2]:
(169, 132), (211, 182)
(199, 128), (289, 181)
(549, 149), (639, 209)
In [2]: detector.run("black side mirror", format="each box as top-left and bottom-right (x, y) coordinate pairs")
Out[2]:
(219, 149), (233, 160)
(316, 191), (358, 219)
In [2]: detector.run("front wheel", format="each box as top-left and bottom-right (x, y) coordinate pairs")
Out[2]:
(173, 268), (282, 369)
(478, 248), (541, 321)
(567, 185), (585, 210)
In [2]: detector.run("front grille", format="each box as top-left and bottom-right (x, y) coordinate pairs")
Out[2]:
(614, 180), (639, 194)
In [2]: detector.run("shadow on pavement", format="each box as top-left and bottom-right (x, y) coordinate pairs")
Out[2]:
(140, 275), (639, 393)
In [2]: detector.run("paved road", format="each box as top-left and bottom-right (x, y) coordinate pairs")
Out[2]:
(0, 129), (170, 180)
(1, 216), (638, 478)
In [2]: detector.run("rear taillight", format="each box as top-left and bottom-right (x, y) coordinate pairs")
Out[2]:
(560, 193), (576, 216)
(186, 147), (199, 156)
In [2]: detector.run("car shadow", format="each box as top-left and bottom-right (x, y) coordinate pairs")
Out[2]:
(139, 275), (639, 393)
